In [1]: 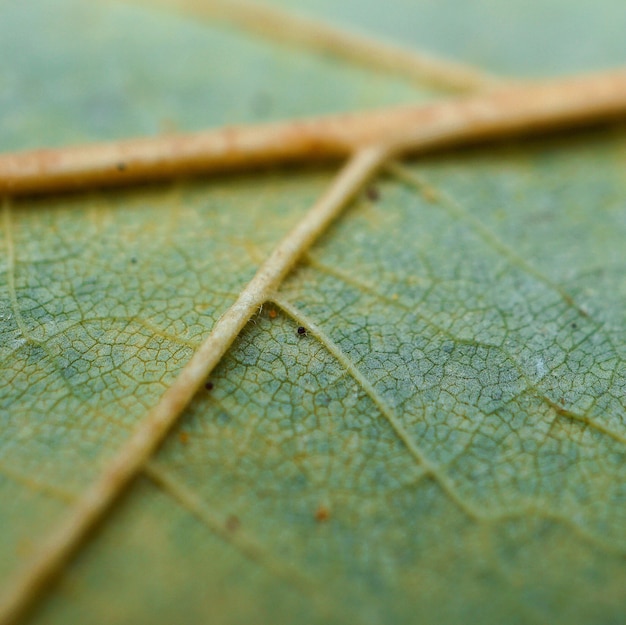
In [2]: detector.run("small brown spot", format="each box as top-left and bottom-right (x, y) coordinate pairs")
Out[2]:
(226, 515), (240, 532)
(366, 186), (380, 202)
(297, 326), (307, 336)
(117, 162), (127, 172)
(269, 308), (277, 319)
(315, 505), (330, 523)
(179, 431), (189, 445)
(205, 381), (214, 391)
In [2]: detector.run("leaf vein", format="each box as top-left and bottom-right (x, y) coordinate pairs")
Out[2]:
(271, 294), (482, 521)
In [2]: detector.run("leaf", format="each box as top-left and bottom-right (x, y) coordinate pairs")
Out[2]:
(2, 1), (626, 624)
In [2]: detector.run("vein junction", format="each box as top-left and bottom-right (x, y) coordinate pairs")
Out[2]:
(2, 4), (626, 622)
(0, 146), (389, 625)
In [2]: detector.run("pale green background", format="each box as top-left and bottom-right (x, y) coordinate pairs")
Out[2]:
(1, 1), (626, 624)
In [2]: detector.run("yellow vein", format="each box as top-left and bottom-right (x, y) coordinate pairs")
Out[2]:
(1, 202), (102, 404)
(270, 294), (481, 520)
(0, 284), (132, 434)
(0, 465), (75, 505)
(2, 70), (626, 195)
(385, 163), (626, 441)
(272, 292), (626, 528)
(391, 448), (626, 557)
(387, 162), (592, 317)
(141, 0), (498, 92)
(542, 397), (626, 446)
(303, 252), (495, 347)
(124, 316), (201, 350)
(0, 146), (388, 625)
(49, 316), (201, 351)
(143, 461), (337, 618)
(478, 503), (626, 557)
(307, 253), (626, 446)
(1, 200), (37, 343)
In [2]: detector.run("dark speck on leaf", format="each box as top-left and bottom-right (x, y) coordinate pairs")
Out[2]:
(226, 515), (240, 532)
(366, 186), (380, 202)
(571, 322), (578, 329)
(130, 257), (137, 264)
(205, 381), (214, 391)
(315, 505), (330, 522)
(297, 326), (307, 336)
(316, 394), (330, 407)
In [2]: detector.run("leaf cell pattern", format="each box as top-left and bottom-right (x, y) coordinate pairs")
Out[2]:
(1, 1), (626, 624)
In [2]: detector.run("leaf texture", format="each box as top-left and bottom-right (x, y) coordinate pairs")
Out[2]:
(1, 1), (626, 624)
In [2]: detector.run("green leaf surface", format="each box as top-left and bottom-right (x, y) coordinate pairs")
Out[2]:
(1, 1), (626, 624)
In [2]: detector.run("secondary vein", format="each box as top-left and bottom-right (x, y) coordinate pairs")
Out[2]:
(142, 0), (499, 91)
(0, 145), (389, 625)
